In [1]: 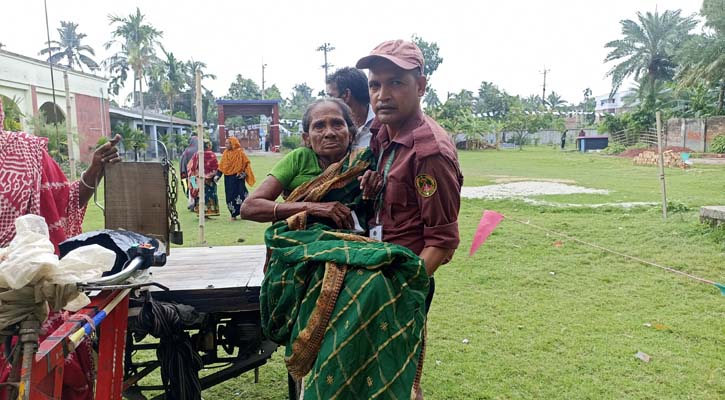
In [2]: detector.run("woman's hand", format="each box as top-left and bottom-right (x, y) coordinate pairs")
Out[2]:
(307, 202), (353, 229)
(358, 170), (383, 200)
(90, 134), (122, 171)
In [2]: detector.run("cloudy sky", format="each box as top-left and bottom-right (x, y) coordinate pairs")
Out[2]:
(0, 0), (702, 107)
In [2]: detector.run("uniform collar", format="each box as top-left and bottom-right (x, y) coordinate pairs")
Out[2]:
(374, 108), (425, 149)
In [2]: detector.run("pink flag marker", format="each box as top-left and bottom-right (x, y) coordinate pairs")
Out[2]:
(469, 210), (505, 256)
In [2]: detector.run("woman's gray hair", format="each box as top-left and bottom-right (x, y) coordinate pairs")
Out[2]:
(302, 98), (358, 144)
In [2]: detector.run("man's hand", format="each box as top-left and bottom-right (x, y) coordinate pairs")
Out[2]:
(358, 170), (383, 200)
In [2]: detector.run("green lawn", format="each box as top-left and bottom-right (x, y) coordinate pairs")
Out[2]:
(84, 148), (725, 399)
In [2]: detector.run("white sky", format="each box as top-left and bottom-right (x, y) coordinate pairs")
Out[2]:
(0, 0), (702, 108)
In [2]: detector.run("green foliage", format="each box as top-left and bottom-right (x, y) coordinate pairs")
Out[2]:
(282, 83), (316, 120)
(113, 121), (147, 159)
(602, 143), (626, 155)
(225, 74), (261, 99)
(173, 110), (190, 120)
(281, 134), (302, 150)
(25, 114), (76, 162)
(411, 35), (443, 81)
(96, 136), (109, 147)
(39, 21), (99, 71)
(263, 84), (283, 100)
(1, 95), (23, 131)
(710, 134), (725, 153)
(604, 9), (696, 105)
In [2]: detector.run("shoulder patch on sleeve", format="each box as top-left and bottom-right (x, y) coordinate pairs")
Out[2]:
(415, 174), (437, 197)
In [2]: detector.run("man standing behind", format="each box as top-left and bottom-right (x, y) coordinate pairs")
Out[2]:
(326, 67), (376, 148)
(357, 40), (463, 398)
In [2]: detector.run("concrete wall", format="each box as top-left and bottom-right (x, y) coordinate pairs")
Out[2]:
(0, 50), (109, 162)
(665, 116), (725, 152)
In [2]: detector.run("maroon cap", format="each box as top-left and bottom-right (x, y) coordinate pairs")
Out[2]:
(356, 40), (425, 72)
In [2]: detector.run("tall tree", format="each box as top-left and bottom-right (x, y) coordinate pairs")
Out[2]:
(263, 84), (283, 100)
(546, 91), (567, 110)
(604, 9), (696, 107)
(476, 81), (513, 119)
(105, 7), (163, 109)
(39, 21), (99, 71)
(283, 83), (316, 120)
(411, 35), (443, 82)
(225, 74), (262, 99)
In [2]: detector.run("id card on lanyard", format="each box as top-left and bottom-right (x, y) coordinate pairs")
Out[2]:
(370, 144), (396, 240)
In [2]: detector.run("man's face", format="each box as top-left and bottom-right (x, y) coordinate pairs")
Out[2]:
(326, 83), (351, 107)
(368, 60), (426, 129)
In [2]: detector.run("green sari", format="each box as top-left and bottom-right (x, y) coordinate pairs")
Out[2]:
(261, 149), (429, 399)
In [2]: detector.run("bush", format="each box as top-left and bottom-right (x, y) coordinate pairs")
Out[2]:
(602, 143), (626, 155)
(711, 135), (725, 154)
(282, 135), (302, 150)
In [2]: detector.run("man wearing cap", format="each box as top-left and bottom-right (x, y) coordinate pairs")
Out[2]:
(326, 67), (376, 149)
(357, 40), (463, 397)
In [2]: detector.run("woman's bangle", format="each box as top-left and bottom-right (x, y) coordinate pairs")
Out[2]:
(80, 171), (96, 190)
(273, 203), (279, 220)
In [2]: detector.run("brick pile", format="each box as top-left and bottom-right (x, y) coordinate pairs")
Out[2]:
(633, 150), (687, 168)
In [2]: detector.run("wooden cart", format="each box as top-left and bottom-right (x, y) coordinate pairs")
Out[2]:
(123, 245), (279, 399)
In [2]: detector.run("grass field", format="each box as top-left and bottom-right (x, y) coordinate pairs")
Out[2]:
(84, 148), (724, 399)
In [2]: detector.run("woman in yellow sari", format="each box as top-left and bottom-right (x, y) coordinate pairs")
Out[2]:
(217, 136), (255, 220)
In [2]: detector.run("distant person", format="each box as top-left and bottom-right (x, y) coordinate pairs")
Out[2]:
(561, 129), (567, 150)
(326, 67), (376, 148)
(217, 137), (255, 221)
(265, 133), (272, 152)
(187, 139), (220, 217)
(579, 129), (586, 137)
(179, 135), (198, 210)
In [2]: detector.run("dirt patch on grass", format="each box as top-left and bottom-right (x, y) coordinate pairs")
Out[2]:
(488, 175), (577, 184)
(462, 181), (609, 199)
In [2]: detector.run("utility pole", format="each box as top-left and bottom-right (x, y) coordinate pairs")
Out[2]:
(63, 71), (76, 180)
(261, 60), (267, 99)
(317, 42), (335, 85)
(540, 66), (550, 106)
(195, 69), (206, 244)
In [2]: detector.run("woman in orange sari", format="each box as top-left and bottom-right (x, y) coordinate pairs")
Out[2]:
(217, 137), (255, 220)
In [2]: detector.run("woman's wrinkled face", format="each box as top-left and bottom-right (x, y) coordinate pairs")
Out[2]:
(303, 102), (351, 163)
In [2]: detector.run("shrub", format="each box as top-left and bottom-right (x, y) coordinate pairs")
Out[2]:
(602, 143), (626, 155)
(711, 135), (725, 154)
(282, 135), (302, 150)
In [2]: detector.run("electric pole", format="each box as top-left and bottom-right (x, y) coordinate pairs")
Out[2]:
(317, 42), (335, 85)
(261, 60), (267, 99)
(540, 66), (550, 106)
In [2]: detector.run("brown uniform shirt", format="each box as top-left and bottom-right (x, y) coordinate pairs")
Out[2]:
(371, 108), (463, 256)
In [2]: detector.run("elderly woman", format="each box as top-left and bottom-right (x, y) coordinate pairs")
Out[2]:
(216, 136), (255, 220)
(241, 99), (428, 399)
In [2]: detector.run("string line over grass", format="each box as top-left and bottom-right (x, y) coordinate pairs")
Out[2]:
(503, 215), (725, 295)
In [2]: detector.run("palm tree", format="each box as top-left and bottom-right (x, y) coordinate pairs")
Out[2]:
(546, 92), (567, 111)
(105, 7), (162, 145)
(184, 59), (216, 121)
(159, 46), (186, 146)
(604, 9), (696, 107)
(39, 21), (99, 71)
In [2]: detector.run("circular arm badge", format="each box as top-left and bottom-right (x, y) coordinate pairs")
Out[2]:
(415, 174), (437, 197)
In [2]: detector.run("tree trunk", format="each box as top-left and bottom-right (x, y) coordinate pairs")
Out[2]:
(140, 69), (146, 158)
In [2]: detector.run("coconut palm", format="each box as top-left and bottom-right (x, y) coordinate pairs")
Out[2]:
(39, 21), (99, 71)
(105, 7), (162, 145)
(546, 92), (567, 111)
(604, 9), (696, 107)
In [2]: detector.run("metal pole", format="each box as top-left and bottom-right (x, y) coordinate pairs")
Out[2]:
(195, 69), (205, 243)
(64, 71), (76, 179)
(656, 111), (668, 220)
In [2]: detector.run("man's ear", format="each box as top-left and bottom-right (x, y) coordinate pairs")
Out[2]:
(416, 75), (427, 97)
(342, 88), (352, 103)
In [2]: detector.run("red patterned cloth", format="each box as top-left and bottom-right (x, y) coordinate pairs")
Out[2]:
(0, 101), (93, 399)
(0, 111), (86, 253)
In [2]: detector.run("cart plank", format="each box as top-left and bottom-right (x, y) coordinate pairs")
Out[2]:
(147, 245), (267, 312)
